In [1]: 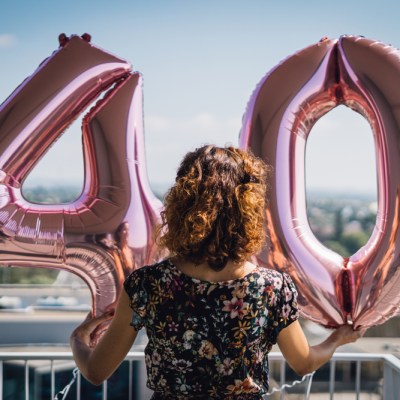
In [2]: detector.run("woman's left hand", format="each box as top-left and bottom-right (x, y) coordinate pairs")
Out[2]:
(70, 291), (138, 385)
(71, 310), (114, 348)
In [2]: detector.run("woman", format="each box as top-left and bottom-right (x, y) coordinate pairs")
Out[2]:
(71, 145), (364, 399)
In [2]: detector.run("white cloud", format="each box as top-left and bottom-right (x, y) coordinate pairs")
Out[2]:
(23, 120), (84, 188)
(0, 34), (17, 48)
(21, 106), (378, 197)
(145, 113), (241, 190)
(306, 106), (376, 194)
(22, 112), (242, 196)
(144, 109), (377, 196)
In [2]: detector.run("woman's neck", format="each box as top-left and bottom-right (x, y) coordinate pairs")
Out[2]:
(171, 257), (257, 282)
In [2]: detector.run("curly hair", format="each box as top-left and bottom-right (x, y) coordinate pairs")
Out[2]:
(159, 145), (271, 270)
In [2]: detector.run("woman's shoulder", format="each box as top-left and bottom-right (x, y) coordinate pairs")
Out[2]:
(123, 259), (175, 299)
(253, 264), (285, 280)
(125, 258), (173, 281)
(251, 265), (296, 290)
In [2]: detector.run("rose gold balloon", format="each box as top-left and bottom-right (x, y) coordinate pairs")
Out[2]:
(0, 34), (163, 315)
(240, 35), (400, 328)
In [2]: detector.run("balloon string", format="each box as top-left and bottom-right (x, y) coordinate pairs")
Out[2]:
(264, 371), (315, 398)
(54, 367), (79, 400)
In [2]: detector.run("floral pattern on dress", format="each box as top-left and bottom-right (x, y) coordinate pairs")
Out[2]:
(124, 258), (299, 399)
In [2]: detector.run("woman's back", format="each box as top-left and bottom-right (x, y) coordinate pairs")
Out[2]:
(70, 145), (365, 399)
(124, 258), (299, 399)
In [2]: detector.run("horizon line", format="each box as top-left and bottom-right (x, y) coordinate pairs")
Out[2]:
(22, 183), (377, 199)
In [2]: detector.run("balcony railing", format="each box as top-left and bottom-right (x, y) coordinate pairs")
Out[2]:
(1, 351), (399, 399)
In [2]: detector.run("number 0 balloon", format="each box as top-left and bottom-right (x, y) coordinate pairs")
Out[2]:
(240, 35), (400, 328)
(0, 34), (163, 316)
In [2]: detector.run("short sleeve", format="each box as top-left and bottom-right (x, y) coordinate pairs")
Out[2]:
(123, 269), (148, 330)
(269, 272), (299, 344)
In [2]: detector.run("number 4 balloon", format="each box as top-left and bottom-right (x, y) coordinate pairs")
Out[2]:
(0, 34), (163, 315)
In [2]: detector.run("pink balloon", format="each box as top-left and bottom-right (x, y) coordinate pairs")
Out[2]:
(240, 35), (400, 328)
(0, 34), (163, 316)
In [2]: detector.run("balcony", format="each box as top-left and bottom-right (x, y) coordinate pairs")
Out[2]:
(1, 284), (400, 399)
(1, 350), (399, 400)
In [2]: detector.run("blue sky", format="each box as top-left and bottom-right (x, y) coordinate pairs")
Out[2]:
(1, 0), (399, 196)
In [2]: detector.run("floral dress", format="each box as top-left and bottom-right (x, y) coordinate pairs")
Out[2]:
(123, 258), (299, 399)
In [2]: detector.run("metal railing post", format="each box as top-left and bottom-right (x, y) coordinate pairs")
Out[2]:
(24, 360), (29, 400)
(279, 358), (286, 400)
(355, 360), (361, 400)
(50, 359), (55, 399)
(384, 361), (394, 400)
(128, 359), (133, 400)
(329, 359), (335, 400)
(0, 360), (3, 400)
(102, 379), (107, 400)
(77, 370), (81, 400)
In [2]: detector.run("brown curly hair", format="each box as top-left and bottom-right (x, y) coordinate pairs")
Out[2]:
(159, 145), (271, 270)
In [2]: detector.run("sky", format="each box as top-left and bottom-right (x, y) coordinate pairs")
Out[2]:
(1, 0), (399, 198)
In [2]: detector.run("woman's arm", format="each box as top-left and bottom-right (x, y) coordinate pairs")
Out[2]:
(70, 290), (138, 385)
(277, 320), (365, 376)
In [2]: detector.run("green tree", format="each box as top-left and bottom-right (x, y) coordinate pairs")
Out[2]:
(340, 231), (370, 256)
(333, 209), (344, 240)
(0, 266), (58, 284)
(322, 240), (350, 258)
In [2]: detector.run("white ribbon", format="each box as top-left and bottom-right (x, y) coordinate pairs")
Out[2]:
(54, 367), (79, 400)
(265, 371), (315, 398)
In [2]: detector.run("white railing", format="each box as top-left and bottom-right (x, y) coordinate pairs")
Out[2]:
(0, 351), (399, 399)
